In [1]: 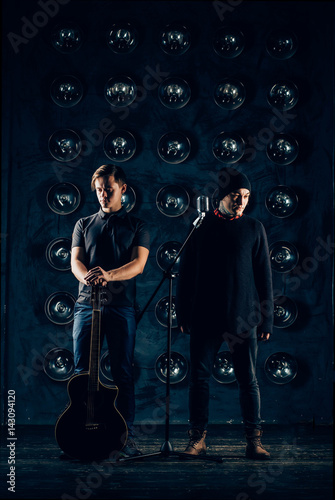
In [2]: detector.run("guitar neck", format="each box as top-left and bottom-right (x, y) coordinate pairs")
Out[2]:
(88, 307), (101, 393)
(88, 285), (102, 394)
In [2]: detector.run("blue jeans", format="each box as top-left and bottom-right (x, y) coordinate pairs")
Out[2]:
(72, 301), (137, 437)
(189, 326), (262, 433)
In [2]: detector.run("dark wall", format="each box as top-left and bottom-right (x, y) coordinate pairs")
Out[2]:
(1, 0), (334, 426)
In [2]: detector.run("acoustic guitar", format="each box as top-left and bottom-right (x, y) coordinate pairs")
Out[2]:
(55, 285), (128, 460)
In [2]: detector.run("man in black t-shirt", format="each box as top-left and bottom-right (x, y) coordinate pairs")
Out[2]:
(71, 164), (150, 458)
(177, 167), (273, 460)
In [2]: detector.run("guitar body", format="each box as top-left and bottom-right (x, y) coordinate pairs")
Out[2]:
(55, 373), (128, 460)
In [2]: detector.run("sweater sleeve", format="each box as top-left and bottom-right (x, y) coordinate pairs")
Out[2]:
(252, 222), (274, 334)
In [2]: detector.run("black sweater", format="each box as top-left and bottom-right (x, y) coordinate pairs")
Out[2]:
(176, 212), (273, 336)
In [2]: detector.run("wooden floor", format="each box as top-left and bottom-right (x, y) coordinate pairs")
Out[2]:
(0, 424), (332, 500)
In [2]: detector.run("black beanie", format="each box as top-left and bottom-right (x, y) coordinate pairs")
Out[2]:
(217, 167), (251, 200)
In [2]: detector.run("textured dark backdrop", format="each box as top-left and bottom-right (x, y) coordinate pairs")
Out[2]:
(1, 0), (334, 426)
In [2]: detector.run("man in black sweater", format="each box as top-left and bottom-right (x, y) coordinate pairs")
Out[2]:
(177, 167), (273, 460)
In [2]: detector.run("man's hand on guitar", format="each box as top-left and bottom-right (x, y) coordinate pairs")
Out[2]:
(85, 267), (110, 287)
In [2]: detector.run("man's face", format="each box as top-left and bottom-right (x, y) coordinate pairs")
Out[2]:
(95, 175), (126, 213)
(221, 188), (250, 216)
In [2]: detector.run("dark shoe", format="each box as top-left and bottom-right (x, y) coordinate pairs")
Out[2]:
(118, 438), (142, 458)
(183, 429), (207, 456)
(245, 429), (271, 460)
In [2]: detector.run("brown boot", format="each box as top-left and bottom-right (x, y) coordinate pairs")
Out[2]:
(245, 429), (271, 460)
(183, 429), (207, 456)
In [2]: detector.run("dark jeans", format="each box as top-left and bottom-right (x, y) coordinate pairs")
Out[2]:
(189, 326), (262, 433)
(72, 301), (137, 437)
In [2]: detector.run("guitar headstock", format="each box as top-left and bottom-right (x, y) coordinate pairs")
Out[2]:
(91, 285), (100, 310)
(90, 285), (109, 310)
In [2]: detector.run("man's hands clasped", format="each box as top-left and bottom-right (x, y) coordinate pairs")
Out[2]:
(84, 267), (110, 287)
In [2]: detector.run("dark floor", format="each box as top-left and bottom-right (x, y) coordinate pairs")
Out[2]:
(0, 424), (333, 500)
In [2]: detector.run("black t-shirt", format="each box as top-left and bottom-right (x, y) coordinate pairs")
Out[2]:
(72, 207), (150, 306)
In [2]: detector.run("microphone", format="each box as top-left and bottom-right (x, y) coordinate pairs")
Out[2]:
(196, 195), (209, 215)
(193, 195), (209, 228)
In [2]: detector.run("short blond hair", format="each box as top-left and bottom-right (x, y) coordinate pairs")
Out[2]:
(91, 164), (127, 191)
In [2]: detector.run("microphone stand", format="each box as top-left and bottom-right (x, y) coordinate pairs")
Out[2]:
(119, 208), (223, 463)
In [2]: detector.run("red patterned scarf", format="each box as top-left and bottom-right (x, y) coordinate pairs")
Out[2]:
(214, 208), (242, 221)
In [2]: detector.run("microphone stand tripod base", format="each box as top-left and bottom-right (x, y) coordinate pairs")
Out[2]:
(117, 441), (224, 463)
(160, 440), (174, 454)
